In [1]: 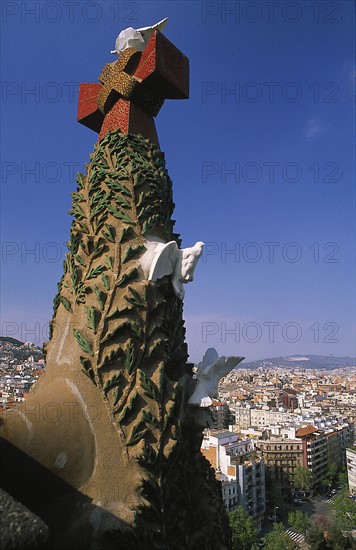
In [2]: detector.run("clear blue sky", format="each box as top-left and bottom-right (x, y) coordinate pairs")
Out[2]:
(1, 1), (355, 362)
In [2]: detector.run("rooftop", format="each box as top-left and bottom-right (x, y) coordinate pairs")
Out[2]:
(295, 425), (318, 437)
(210, 431), (236, 440)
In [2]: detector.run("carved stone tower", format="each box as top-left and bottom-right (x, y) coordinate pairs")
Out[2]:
(0, 23), (231, 550)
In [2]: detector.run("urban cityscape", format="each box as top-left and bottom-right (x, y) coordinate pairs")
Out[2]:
(2, 337), (355, 549)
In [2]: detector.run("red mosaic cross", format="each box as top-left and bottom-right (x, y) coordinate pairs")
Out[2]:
(77, 30), (189, 147)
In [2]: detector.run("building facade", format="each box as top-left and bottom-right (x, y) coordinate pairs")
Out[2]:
(296, 423), (355, 490)
(257, 439), (304, 496)
(201, 431), (266, 530)
(346, 446), (356, 495)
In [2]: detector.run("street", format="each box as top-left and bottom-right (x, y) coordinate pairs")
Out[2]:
(259, 494), (337, 548)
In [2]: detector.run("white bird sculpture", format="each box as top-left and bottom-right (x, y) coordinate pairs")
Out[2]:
(111, 17), (168, 56)
(148, 240), (204, 299)
(188, 355), (245, 408)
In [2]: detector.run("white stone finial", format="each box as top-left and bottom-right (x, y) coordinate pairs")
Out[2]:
(111, 17), (168, 55)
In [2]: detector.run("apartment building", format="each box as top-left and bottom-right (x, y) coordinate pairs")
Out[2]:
(201, 431), (266, 530)
(296, 426), (328, 489)
(257, 438), (304, 496)
(209, 401), (230, 430)
(232, 406), (292, 430)
(346, 446), (356, 495)
(296, 423), (355, 489)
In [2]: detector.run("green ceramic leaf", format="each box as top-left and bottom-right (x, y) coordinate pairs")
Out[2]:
(117, 391), (138, 423)
(81, 368), (96, 385)
(114, 196), (130, 208)
(92, 242), (106, 259)
(142, 215), (160, 234)
(101, 273), (110, 291)
(124, 286), (145, 308)
(73, 329), (93, 356)
(106, 180), (131, 196)
(148, 339), (164, 357)
(74, 253), (86, 267)
(70, 262), (79, 289)
(117, 267), (138, 287)
(93, 286), (105, 310)
(59, 296), (72, 313)
(104, 255), (113, 270)
(73, 191), (85, 202)
(87, 265), (105, 279)
(101, 224), (115, 243)
(142, 410), (160, 429)
(76, 172), (85, 189)
(53, 294), (60, 314)
(126, 422), (147, 447)
(75, 282), (87, 304)
(122, 244), (145, 264)
(76, 221), (90, 234)
(107, 304), (133, 319)
(85, 306), (98, 334)
(68, 203), (85, 219)
(118, 226), (134, 243)
(107, 206), (135, 225)
(104, 373), (121, 391)
(139, 371), (160, 402)
(113, 387), (121, 406)
(124, 341), (135, 375)
(137, 205), (156, 221)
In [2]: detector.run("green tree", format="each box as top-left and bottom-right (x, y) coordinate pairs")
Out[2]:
(264, 523), (294, 550)
(228, 506), (258, 550)
(288, 510), (309, 535)
(326, 463), (338, 482)
(327, 519), (356, 550)
(322, 463), (339, 490)
(338, 468), (349, 490)
(333, 494), (356, 530)
(294, 466), (313, 494)
(313, 515), (329, 531)
(306, 521), (328, 550)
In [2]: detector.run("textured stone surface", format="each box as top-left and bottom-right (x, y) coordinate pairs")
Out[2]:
(0, 488), (49, 550)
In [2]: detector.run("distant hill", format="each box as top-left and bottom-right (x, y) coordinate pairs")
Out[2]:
(0, 336), (24, 347)
(240, 354), (356, 370)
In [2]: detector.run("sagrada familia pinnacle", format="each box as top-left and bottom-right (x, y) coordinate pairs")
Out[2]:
(1, 19), (242, 549)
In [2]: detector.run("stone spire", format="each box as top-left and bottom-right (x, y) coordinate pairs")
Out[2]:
(0, 24), (232, 550)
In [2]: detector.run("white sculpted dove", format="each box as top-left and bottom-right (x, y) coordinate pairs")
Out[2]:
(111, 17), (168, 55)
(188, 356), (245, 407)
(148, 241), (204, 299)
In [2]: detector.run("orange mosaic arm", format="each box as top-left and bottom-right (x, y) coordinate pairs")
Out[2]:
(135, 30), (189, 99)
(77, 83), (104, 133)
